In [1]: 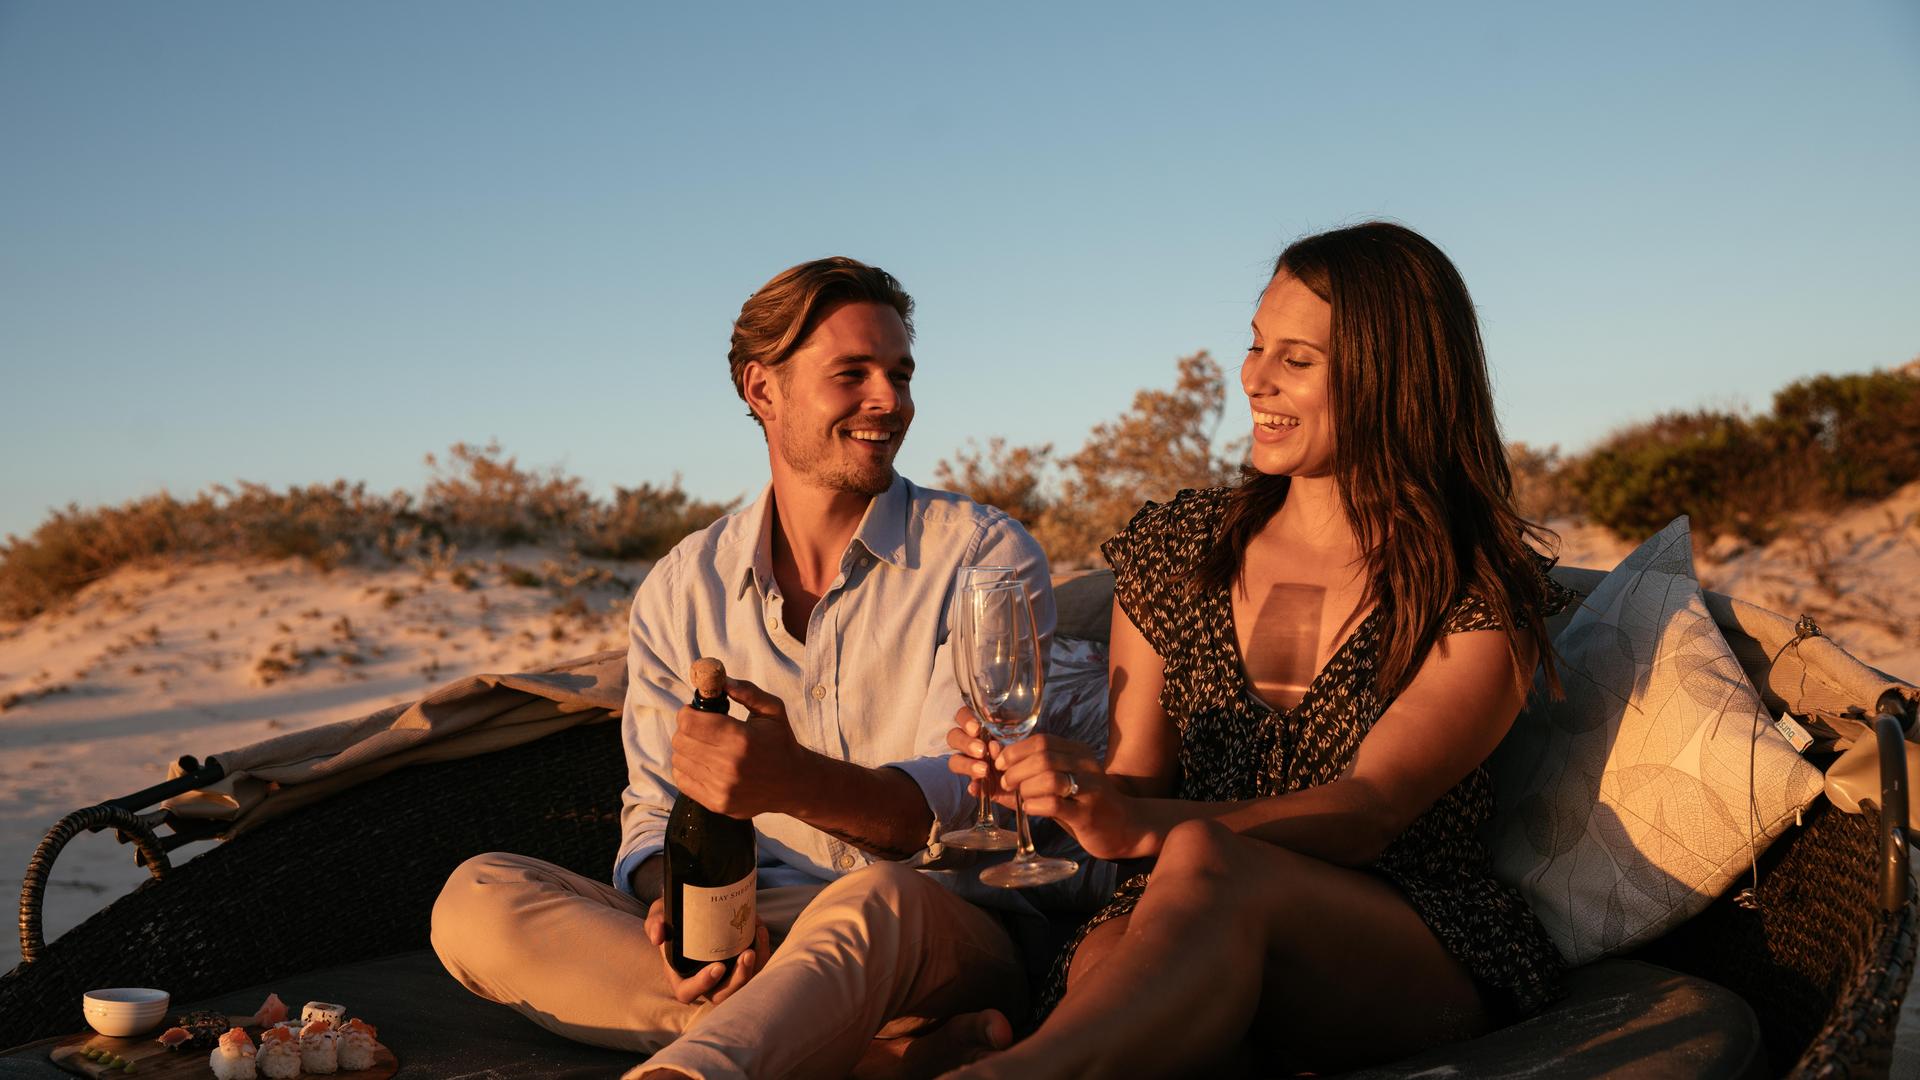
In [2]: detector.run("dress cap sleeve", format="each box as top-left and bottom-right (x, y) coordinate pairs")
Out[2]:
(1098, 488), (1227, 659)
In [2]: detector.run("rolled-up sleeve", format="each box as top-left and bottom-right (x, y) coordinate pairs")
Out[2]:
(614, 561), (689, 895)
(884, 513), (1054, 841)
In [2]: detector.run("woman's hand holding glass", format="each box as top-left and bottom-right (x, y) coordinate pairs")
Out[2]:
(938, 565), (1022, 851)
(944, 713), (1148, 862)
(950, 578), (1078, 887)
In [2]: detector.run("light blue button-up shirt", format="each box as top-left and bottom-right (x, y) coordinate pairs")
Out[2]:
(615, 474), (1056, 906)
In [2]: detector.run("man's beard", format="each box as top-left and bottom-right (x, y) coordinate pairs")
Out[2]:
(778, 423), (899, 496)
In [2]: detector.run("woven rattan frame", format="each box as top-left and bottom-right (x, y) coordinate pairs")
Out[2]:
(1630, 799), (1916, 1076)
(0, 719), (625, 1048)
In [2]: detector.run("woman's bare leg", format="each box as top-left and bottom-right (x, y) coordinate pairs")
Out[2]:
(943, 819), (1490, 1080)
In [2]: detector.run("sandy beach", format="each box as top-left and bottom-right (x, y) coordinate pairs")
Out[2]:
(0, 547), (637, 972)
(2, 494), (1916, 1059)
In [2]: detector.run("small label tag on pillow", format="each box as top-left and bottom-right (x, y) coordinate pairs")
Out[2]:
(1775, 713), (1815, 754)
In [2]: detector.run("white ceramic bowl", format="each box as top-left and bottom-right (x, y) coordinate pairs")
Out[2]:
(82, 987), (170, 1037)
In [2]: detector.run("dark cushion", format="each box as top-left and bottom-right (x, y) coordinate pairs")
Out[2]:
(1338, 959), (1765, 1079)
(1053, 569), (1115, 642)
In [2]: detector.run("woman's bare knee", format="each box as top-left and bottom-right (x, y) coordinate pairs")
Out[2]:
(1154, 818), (1239, 879)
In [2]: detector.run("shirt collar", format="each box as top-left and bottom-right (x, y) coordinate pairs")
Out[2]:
(734, 473), (912, 599)
(735, 485), (778, 600)
(852, 473), (911, 569)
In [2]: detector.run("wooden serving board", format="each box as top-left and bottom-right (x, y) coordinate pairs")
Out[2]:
(49, 1023), (396, 1079)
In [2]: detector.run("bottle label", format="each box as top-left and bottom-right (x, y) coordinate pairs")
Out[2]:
(681, 868), (757, 962)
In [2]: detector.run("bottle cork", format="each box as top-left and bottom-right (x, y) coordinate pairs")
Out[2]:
(690, 657), (727, 699)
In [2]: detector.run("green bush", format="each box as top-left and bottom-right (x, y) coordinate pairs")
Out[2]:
(1574, 411), (1780, 542)
(1570, 367), (1919, 543)
(1770, 370), (1920, 502)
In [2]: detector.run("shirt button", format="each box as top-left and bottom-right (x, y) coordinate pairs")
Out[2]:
(836, 852), (856, 871)
(767, 613), (779, 630)
(859, 555), (872, 568)
(811, 684), (827, 700)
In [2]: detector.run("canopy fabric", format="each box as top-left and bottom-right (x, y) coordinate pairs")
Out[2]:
(1548, 567), (1917, 723)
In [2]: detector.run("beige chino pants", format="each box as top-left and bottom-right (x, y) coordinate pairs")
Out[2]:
(431, 853), (1025, 1080)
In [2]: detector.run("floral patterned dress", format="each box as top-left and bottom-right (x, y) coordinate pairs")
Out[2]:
(1045, 487), (1571, 1019)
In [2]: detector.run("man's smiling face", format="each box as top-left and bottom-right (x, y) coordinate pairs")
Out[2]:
(757, 301), (915, 497)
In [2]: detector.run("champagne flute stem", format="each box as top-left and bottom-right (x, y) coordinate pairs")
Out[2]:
(974, 756), (997, 828)
(1011, 773), (1038, 860)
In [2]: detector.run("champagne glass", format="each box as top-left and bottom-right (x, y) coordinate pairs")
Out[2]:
(939, 566), (1020, 851)
(965, 579), (1078, 888)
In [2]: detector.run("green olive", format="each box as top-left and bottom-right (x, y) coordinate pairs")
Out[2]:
(122, 1063), (138, 1074)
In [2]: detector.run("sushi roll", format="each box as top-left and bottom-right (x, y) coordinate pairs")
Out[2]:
(257, 1025), (301, 1079)
(337, 1018), (378, 1071)
(302, 1000), (347, 1027)
(300, 1018), (339, 1074)
(210, 1027), (257, 1080)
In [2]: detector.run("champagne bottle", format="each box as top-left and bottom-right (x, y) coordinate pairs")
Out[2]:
(664, 657), (758, 977)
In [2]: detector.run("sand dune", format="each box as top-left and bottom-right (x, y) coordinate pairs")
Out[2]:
(0, 548), (638, 972)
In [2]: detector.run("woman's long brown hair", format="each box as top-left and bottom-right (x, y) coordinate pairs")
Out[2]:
(1193, 222), (1559, 699)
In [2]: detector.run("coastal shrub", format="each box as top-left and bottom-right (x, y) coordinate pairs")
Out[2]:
(0, 445), (729, 622)
(934, 438), (1054, 534)
(0, 482), (427, 620)
(1039, 351), (1242, 565)
(934, 351), (1242, 567)
(578, 480), (738, 561)
(1770, 369), (1920, 502)
(1570, 366), (1920, 543)
(1572, 410), (1812, 543)
(422, 441), (595, 546)
(1507, 443), (1582, 522)
(205, 481), (416, 568)
(0, 496), (188, 621)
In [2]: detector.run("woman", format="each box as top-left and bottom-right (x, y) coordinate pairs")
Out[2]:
(944, 222), (1571, 1078)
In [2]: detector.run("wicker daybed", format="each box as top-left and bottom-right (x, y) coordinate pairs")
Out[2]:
(0, 568), (1913, 1078)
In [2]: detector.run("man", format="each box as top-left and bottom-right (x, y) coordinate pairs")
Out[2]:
(432, 257), (1057, 1079)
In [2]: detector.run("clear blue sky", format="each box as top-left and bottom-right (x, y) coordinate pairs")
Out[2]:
(2, 1), (1916, 541)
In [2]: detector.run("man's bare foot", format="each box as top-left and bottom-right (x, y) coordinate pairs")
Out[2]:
(851, 1009), (1013, 1080)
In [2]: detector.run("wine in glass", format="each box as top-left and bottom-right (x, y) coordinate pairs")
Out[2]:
(964, 580), (1078, 888)
(939, 566), (1020, 852)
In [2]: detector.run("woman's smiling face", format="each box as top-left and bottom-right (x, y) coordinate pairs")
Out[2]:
(1242, 272), (1334, 479)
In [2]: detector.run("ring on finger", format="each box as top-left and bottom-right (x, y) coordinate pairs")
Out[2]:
(1063, 772), (1081, 799)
